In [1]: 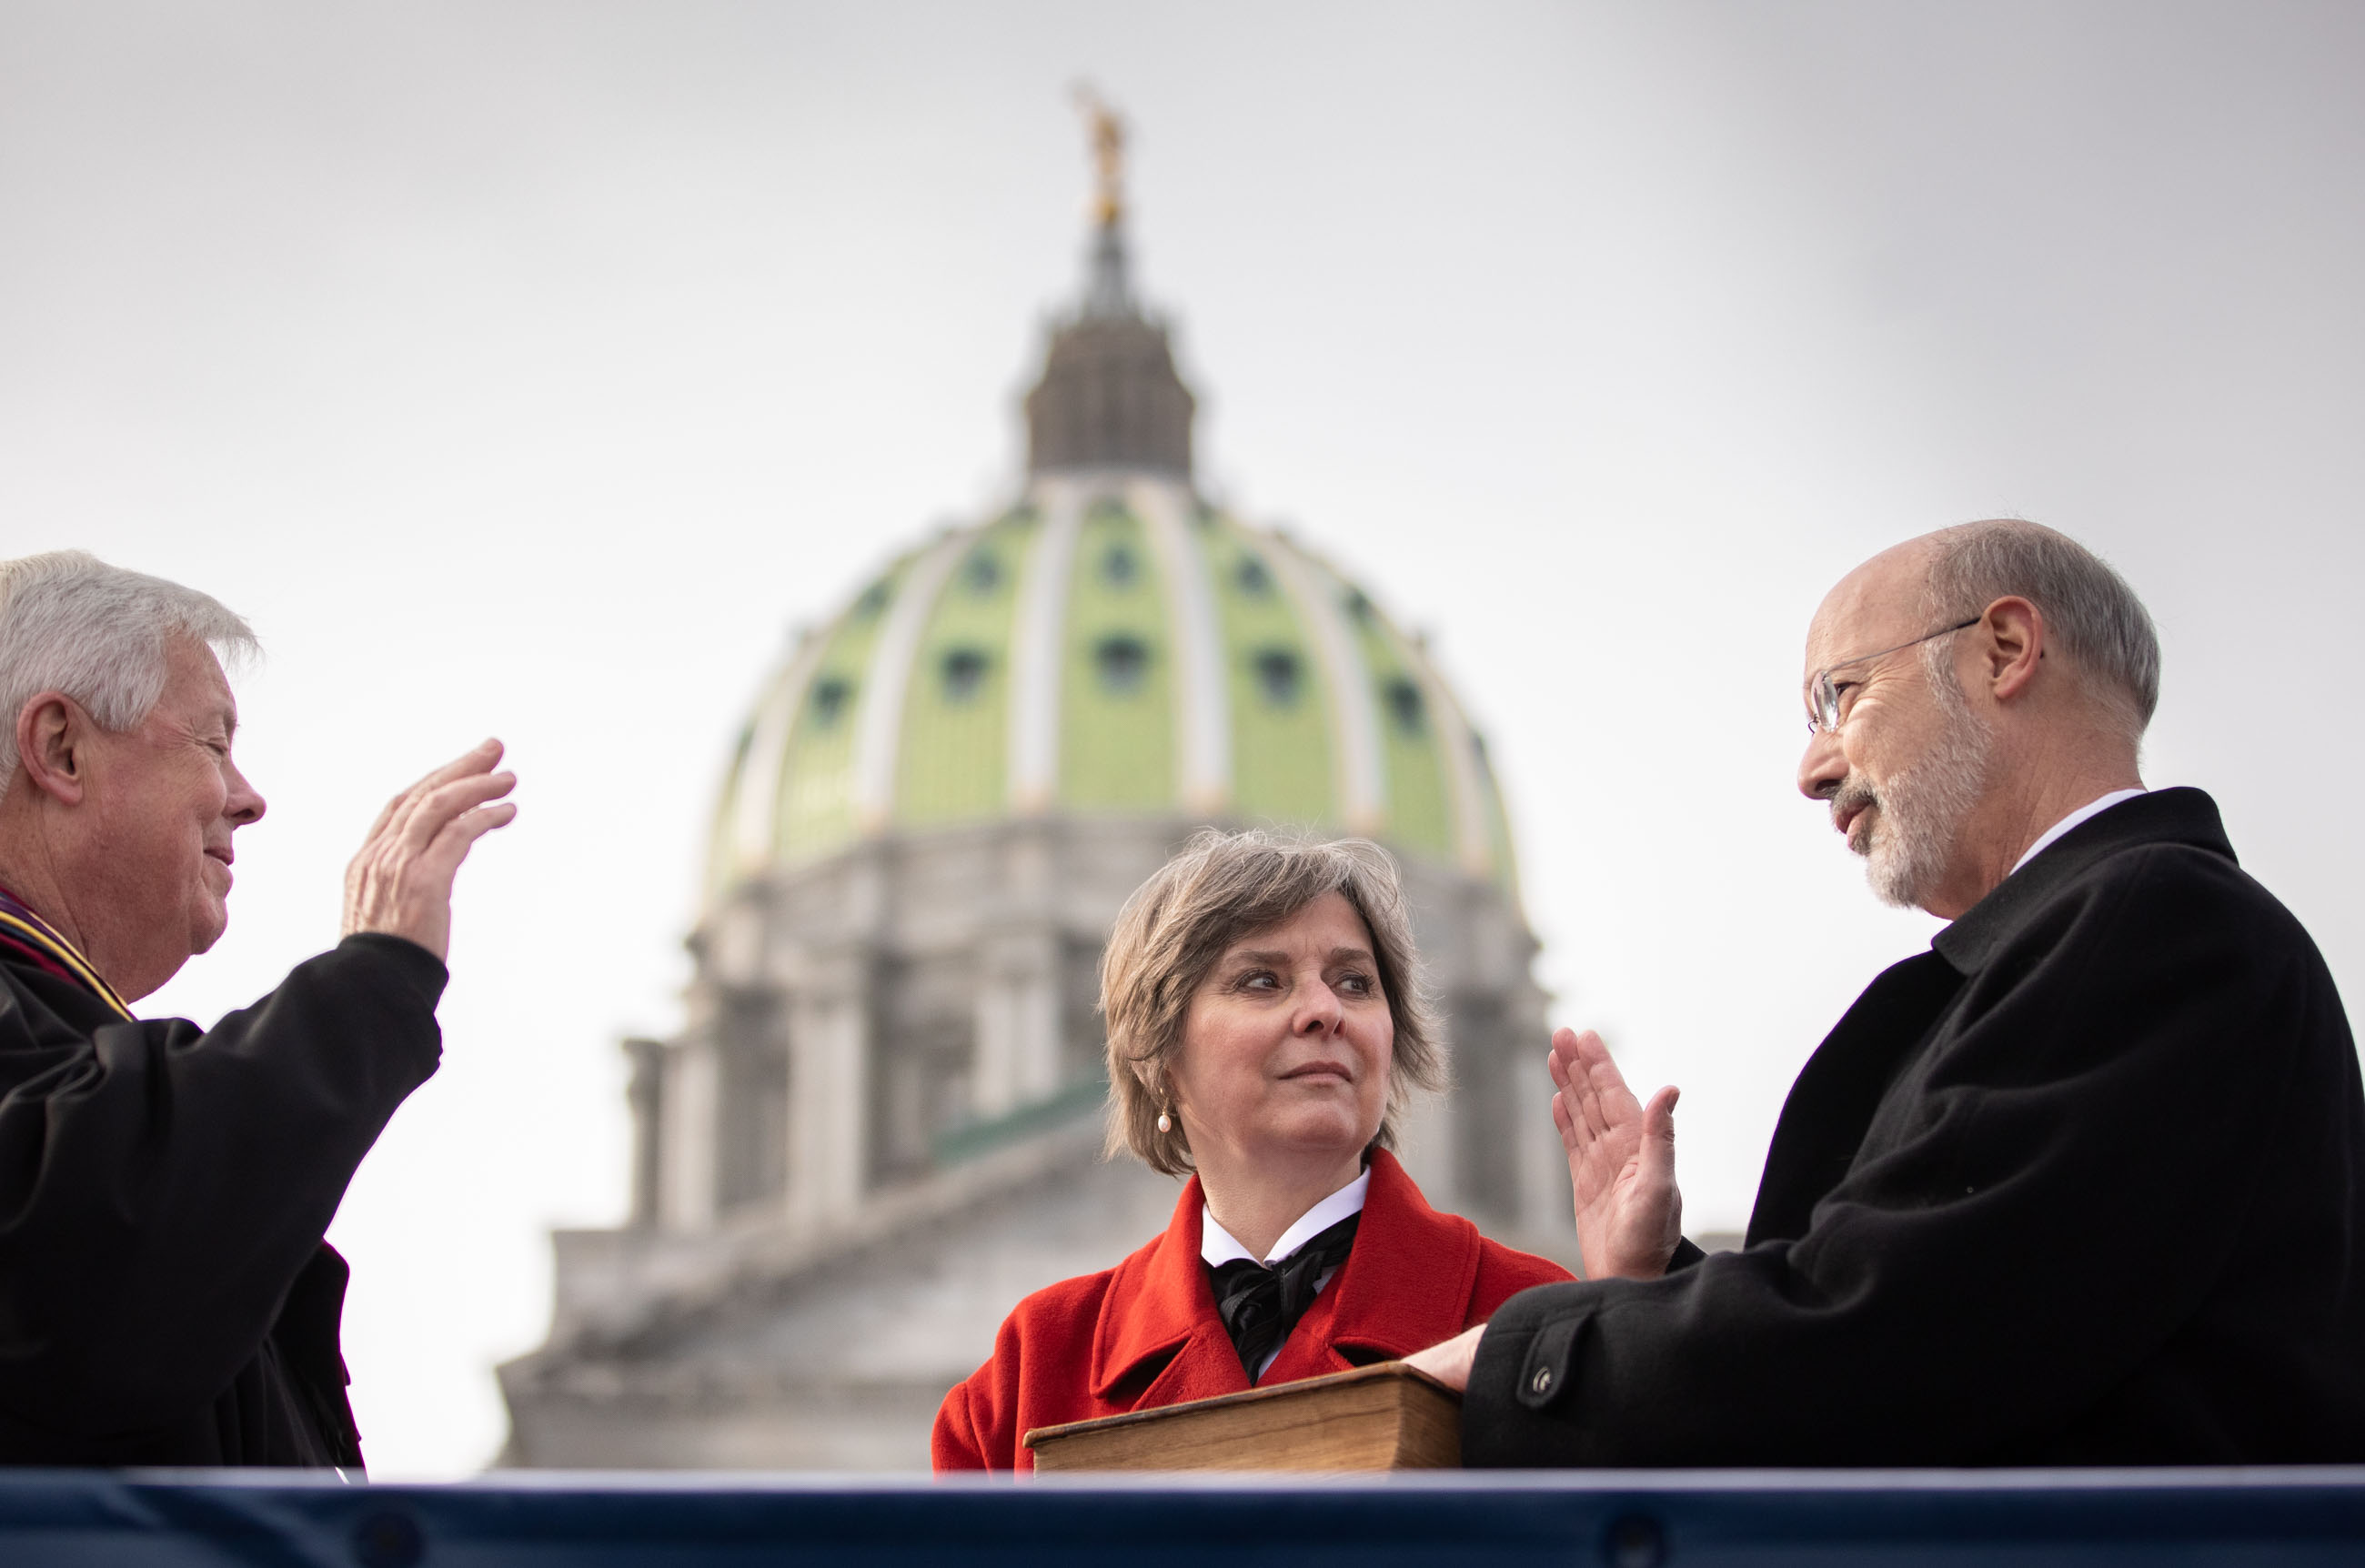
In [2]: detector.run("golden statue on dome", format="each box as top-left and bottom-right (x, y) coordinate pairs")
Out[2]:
(1073, 85), (1124, 228)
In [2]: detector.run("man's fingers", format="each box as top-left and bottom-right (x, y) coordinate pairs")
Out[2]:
(392, 739), (506, 807)
(1577, 1030), (1643, 1116)
(430, 799), (518, 859)
(1402, 1324), (1484, 1393)
(374, 739), (508, 840)
(1640, 1085), (1681, 1173)
(1551, 1088), (1580, 1152)
(397, 801), (520, 894)
(1546, 1039), (1575, 1097)
(362, 787), (408, 844)
(1571, 1031), (1626, 1141)
(395, 769), (518, 851)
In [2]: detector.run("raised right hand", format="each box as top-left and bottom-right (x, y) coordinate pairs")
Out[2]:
(341, 739), (518, 961)
(1549, 1027), (1682, 1281)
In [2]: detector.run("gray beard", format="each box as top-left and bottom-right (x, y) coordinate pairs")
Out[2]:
(1833, 675), (1995, 910)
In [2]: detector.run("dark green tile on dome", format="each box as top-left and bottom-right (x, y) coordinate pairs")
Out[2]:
(772, 555), (911, 862)
(1204, 518), (1332, 829)
(1060, 503), (1176, 809)
(897, 518), (1026, 828)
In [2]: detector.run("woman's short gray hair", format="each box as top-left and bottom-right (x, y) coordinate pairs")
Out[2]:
(0, 551), (257, 778)
(1923, 520), (2160, 739)
(1101, 827), (1444, 1178)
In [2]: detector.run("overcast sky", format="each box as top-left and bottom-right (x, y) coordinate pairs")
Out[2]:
(4, 2), (2360, 1478)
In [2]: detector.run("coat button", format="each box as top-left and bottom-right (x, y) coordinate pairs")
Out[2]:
(1531, 1365), (1553, 1395)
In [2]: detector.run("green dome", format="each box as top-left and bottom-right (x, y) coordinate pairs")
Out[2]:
(705, 473), (1520, 901)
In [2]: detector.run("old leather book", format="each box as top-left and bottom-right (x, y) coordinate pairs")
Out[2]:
(1023, 1362), (1462, 1472)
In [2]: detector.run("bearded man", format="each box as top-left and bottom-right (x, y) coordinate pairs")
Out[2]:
(1410, 519), (2365, 1463)
(0, 551), (515, 1468)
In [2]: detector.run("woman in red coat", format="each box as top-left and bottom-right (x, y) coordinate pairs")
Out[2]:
(933, 829), (1572, 1472)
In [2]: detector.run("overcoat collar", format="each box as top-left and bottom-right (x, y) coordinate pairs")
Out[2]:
(1933, 787), (2233, 977)
(1086, 1149), (1479, 1402)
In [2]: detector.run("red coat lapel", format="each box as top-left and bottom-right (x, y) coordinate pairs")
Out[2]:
(1089, 1174), (1253, 1407)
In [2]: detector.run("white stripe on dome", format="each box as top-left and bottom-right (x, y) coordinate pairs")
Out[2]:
(725, 628), (834, 884)
(850, 530), (971, 831)
(1404, 638), (1497, 875)
(1130, 477), (1230, 813)
(1007, 477), (1086, 811)
(1267, 536), (1385, 833)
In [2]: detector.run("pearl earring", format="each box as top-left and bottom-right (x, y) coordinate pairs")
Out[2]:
(1156, 1108), (1172, 1133)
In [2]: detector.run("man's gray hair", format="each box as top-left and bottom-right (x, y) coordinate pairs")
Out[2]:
(0, 551), (257, 778)
(1923, 520), (2160, 738)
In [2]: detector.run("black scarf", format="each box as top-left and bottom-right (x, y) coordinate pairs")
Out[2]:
(1206, 1211), (1362, 1382)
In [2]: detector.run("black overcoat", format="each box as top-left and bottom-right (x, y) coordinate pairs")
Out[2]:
(1464, 789), (2365, 1465)
(0, 933), (444, 1466)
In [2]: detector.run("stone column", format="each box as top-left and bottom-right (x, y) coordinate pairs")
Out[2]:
(788, 948), (872, 1227)
(972, 925), (1063, 1118)
(622, 1036), (664, 1228)
(658, 1035), (719, 1231)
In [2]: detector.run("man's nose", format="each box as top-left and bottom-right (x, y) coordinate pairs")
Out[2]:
(1797, 728), (1847, 801)
(226, 761), (267, 827)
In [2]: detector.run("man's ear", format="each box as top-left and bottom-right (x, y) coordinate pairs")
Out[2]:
(15, 693), (92, 807)
(1979, 596), (2046, 704)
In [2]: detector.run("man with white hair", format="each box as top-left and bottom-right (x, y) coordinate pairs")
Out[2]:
(0, 551), (515, 1467)
(1412, 520), (2365, 1463)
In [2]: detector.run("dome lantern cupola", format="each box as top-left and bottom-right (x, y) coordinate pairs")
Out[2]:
(1024, 93), (1195, 481)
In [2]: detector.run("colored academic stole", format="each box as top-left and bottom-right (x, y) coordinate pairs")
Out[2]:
(0, 886), (133, 1020)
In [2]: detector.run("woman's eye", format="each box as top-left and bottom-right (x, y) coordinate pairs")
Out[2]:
(1334, 972), (1373, 997)
(1237, 970), (1280, 992)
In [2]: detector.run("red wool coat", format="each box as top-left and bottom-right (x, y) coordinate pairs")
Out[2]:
(932, 1149), (1574, 1471)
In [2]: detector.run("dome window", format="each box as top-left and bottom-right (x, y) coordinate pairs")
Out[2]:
(1101, 544), (1138, 587)
(1093, 634), (1150, 694)
(854, 582), (891, 618)
(962, 552), (1001, 594)
(810, 676), (854, 728)
(1383, 676), (1425, 734)
(1344, 588), (1374, 624)
(940, 647), (990, 703)
(1253, 648), (1302, 707)
(1234, 556), (1272, 596)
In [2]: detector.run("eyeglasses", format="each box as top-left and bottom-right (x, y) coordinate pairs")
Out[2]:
(1803, 617), (1980, 735)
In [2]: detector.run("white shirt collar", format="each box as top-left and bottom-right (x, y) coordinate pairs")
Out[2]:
(2010, 788), (2148, 876)
(1200, 1167), (1371, 1269)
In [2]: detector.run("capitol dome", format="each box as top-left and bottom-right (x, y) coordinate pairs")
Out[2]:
(703, 485), (1521, 903)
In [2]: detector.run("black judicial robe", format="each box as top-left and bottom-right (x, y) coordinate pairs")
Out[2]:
(0, 934), (445, 1466)
(1464, 788), (2365, 1466)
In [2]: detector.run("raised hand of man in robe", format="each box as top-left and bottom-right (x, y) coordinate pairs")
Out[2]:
(1404, 1028), (1684, 1392)
(342, 739), (518, 961)
(1550, 1026), (1683, 1282)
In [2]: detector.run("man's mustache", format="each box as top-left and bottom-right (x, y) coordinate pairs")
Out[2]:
(1831, 778), (1879, 838)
